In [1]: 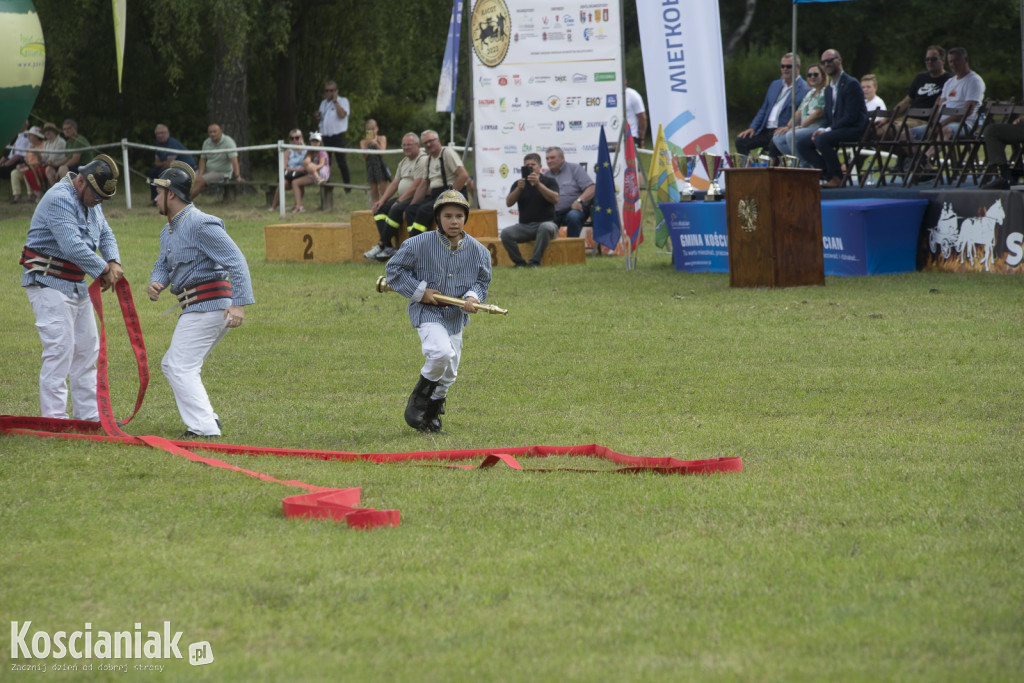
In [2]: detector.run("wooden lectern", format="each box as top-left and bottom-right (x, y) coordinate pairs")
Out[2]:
(724, 168), (824, 288)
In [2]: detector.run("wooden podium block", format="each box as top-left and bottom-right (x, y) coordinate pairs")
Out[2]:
(477, 237), (586, 267)
(349, 210), (382, 256)
(464, 209), (498, 239)
(265, 223), (353, 263)
(725, 168), (825, 288)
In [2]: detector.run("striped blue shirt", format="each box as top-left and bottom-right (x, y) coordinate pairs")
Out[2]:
(385, 230), (491, 335)
(22, 174), (121, 299)
(150, 204), (255, 314)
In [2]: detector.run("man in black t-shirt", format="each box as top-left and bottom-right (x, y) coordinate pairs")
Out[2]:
(885, 45), (952, 132)
(500, 153), (560, 267)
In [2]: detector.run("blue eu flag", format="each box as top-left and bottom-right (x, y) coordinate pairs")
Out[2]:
(591, 126), (621, 251)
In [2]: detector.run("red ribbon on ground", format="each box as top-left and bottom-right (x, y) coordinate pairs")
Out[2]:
(3, 280), (742, 529)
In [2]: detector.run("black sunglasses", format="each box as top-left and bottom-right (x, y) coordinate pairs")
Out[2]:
(822, 57), (838, 64)
(779, 64), (793, 70)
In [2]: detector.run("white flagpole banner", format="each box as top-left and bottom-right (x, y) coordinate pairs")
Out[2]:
(637, 1), (729, 190)
(436, 0), (464, 113)
(470, 0), (624, 228)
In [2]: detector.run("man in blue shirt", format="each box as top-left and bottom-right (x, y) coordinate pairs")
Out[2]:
(147, 124), (196, 203)
(148, 162), (254, 438)
(21, 154), (123, 420)
(735, 53), (809, 164)
(385, 189), (491, 433)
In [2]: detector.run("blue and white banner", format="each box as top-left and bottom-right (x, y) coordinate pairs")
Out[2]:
(636, 1), (729, 190)
(470, 0), (624, 228)
(436, 0), (464, 113)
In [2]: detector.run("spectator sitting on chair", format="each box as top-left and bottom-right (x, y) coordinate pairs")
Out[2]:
(13, 126), (45, 204)
(501, 153), (559, 268)
(735, 52), (809, 164)
(40, 122), (68, 187)
(56, 119), (94, 178)
(980, 114), (1024, 190)
(861, 74), (886, 112)
(366, 132), (427, 262)
(1, 120), (31, 185)
(147, 124), (196, 203)
(771, 63), (827, 166)
(881, 45), (951, 137)
(797, 48), (868, 188)
(544, 146), (594, 237)
(190, 123), (244, 199)
(305, 132), (330, 185)
(404, 129), (469, 236)
(269, 129), (316, 214)
(910, 47), (985, 143)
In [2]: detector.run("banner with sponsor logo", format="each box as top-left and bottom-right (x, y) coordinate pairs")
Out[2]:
(470, 0), (624, 228)
(636, 1), (729, 191)
(918, 191), (1024, 274)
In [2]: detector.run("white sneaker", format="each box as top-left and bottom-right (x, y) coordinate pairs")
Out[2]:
(363, 244), (383, 260)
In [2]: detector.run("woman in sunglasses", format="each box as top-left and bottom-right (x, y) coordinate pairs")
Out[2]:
(269, 129), (316, 213)
(771, 63), (828, 167)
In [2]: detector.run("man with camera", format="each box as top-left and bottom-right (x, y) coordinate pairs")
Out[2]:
(500, 153), (560, 268)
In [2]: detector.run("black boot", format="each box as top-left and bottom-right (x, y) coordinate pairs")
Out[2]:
(981, 165), (1011, 190)
(423, 397), (446, 433)
(405, 375), (439, 430)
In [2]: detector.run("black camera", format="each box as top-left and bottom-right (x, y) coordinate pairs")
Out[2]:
(521, 166), (532, 179)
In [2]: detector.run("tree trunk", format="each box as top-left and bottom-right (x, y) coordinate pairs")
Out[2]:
(207, 5), (250, 177)
(724, 0), (758, 58)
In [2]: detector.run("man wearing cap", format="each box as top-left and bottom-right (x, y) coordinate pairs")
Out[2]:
(148, 161), (255, 439)
(385, 188), (491, 433)
(21, 154), (124, 421)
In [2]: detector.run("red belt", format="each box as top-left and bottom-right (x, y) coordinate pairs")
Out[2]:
(175, 280), (233, 308)
(20, 248), (86, 282)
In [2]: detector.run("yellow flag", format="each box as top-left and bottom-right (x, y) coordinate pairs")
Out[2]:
(112, 0), (126, 93)
(648, 125), (679, 248)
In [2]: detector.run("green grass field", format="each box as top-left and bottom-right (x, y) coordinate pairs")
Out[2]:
(1, 188), (1022, 682)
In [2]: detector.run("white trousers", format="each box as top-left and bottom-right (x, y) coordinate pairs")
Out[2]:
(162, 310), (229, 435)
(26, 285), (99, 420)
(417, 322), (463, 399)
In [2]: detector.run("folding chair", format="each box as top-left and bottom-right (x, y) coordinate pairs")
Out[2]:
(904, 105), (963, 187)
(931, 103), (987, 187)
(872, 106), (933, 186)
(977, 103), (1024, 186)
(952, 101), (1016, 187)
(842, 109), (896, 187)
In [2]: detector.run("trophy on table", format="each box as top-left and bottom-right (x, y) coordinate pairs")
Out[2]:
(779, 155), (801, 168)
(728, 152), (751, 169)
(701, 153), (724, 202)
(674, 154), (695, 201)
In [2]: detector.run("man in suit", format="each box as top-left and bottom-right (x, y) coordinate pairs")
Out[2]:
(735, 53), (809, 163)
(797, 49), (868, 188)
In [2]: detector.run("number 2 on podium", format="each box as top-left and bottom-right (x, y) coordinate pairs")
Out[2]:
(302, 234), (313, 260)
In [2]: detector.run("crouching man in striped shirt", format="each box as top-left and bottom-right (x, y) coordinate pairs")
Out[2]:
(148, 162), (254, 439)
(384, 188), (491, 433)
(21, 154), (124, 420)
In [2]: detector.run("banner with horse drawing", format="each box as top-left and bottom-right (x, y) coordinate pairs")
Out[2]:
(918, 191), (1024, 274)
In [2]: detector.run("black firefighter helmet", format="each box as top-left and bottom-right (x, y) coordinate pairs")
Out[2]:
(79, 154), (119, 200)
(150, 160), (196, 203)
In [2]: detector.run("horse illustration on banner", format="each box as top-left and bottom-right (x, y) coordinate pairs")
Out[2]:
(929, 203), (958, 259)
(956, 199), (1005, 271)
(928, 198), (1006, 272)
